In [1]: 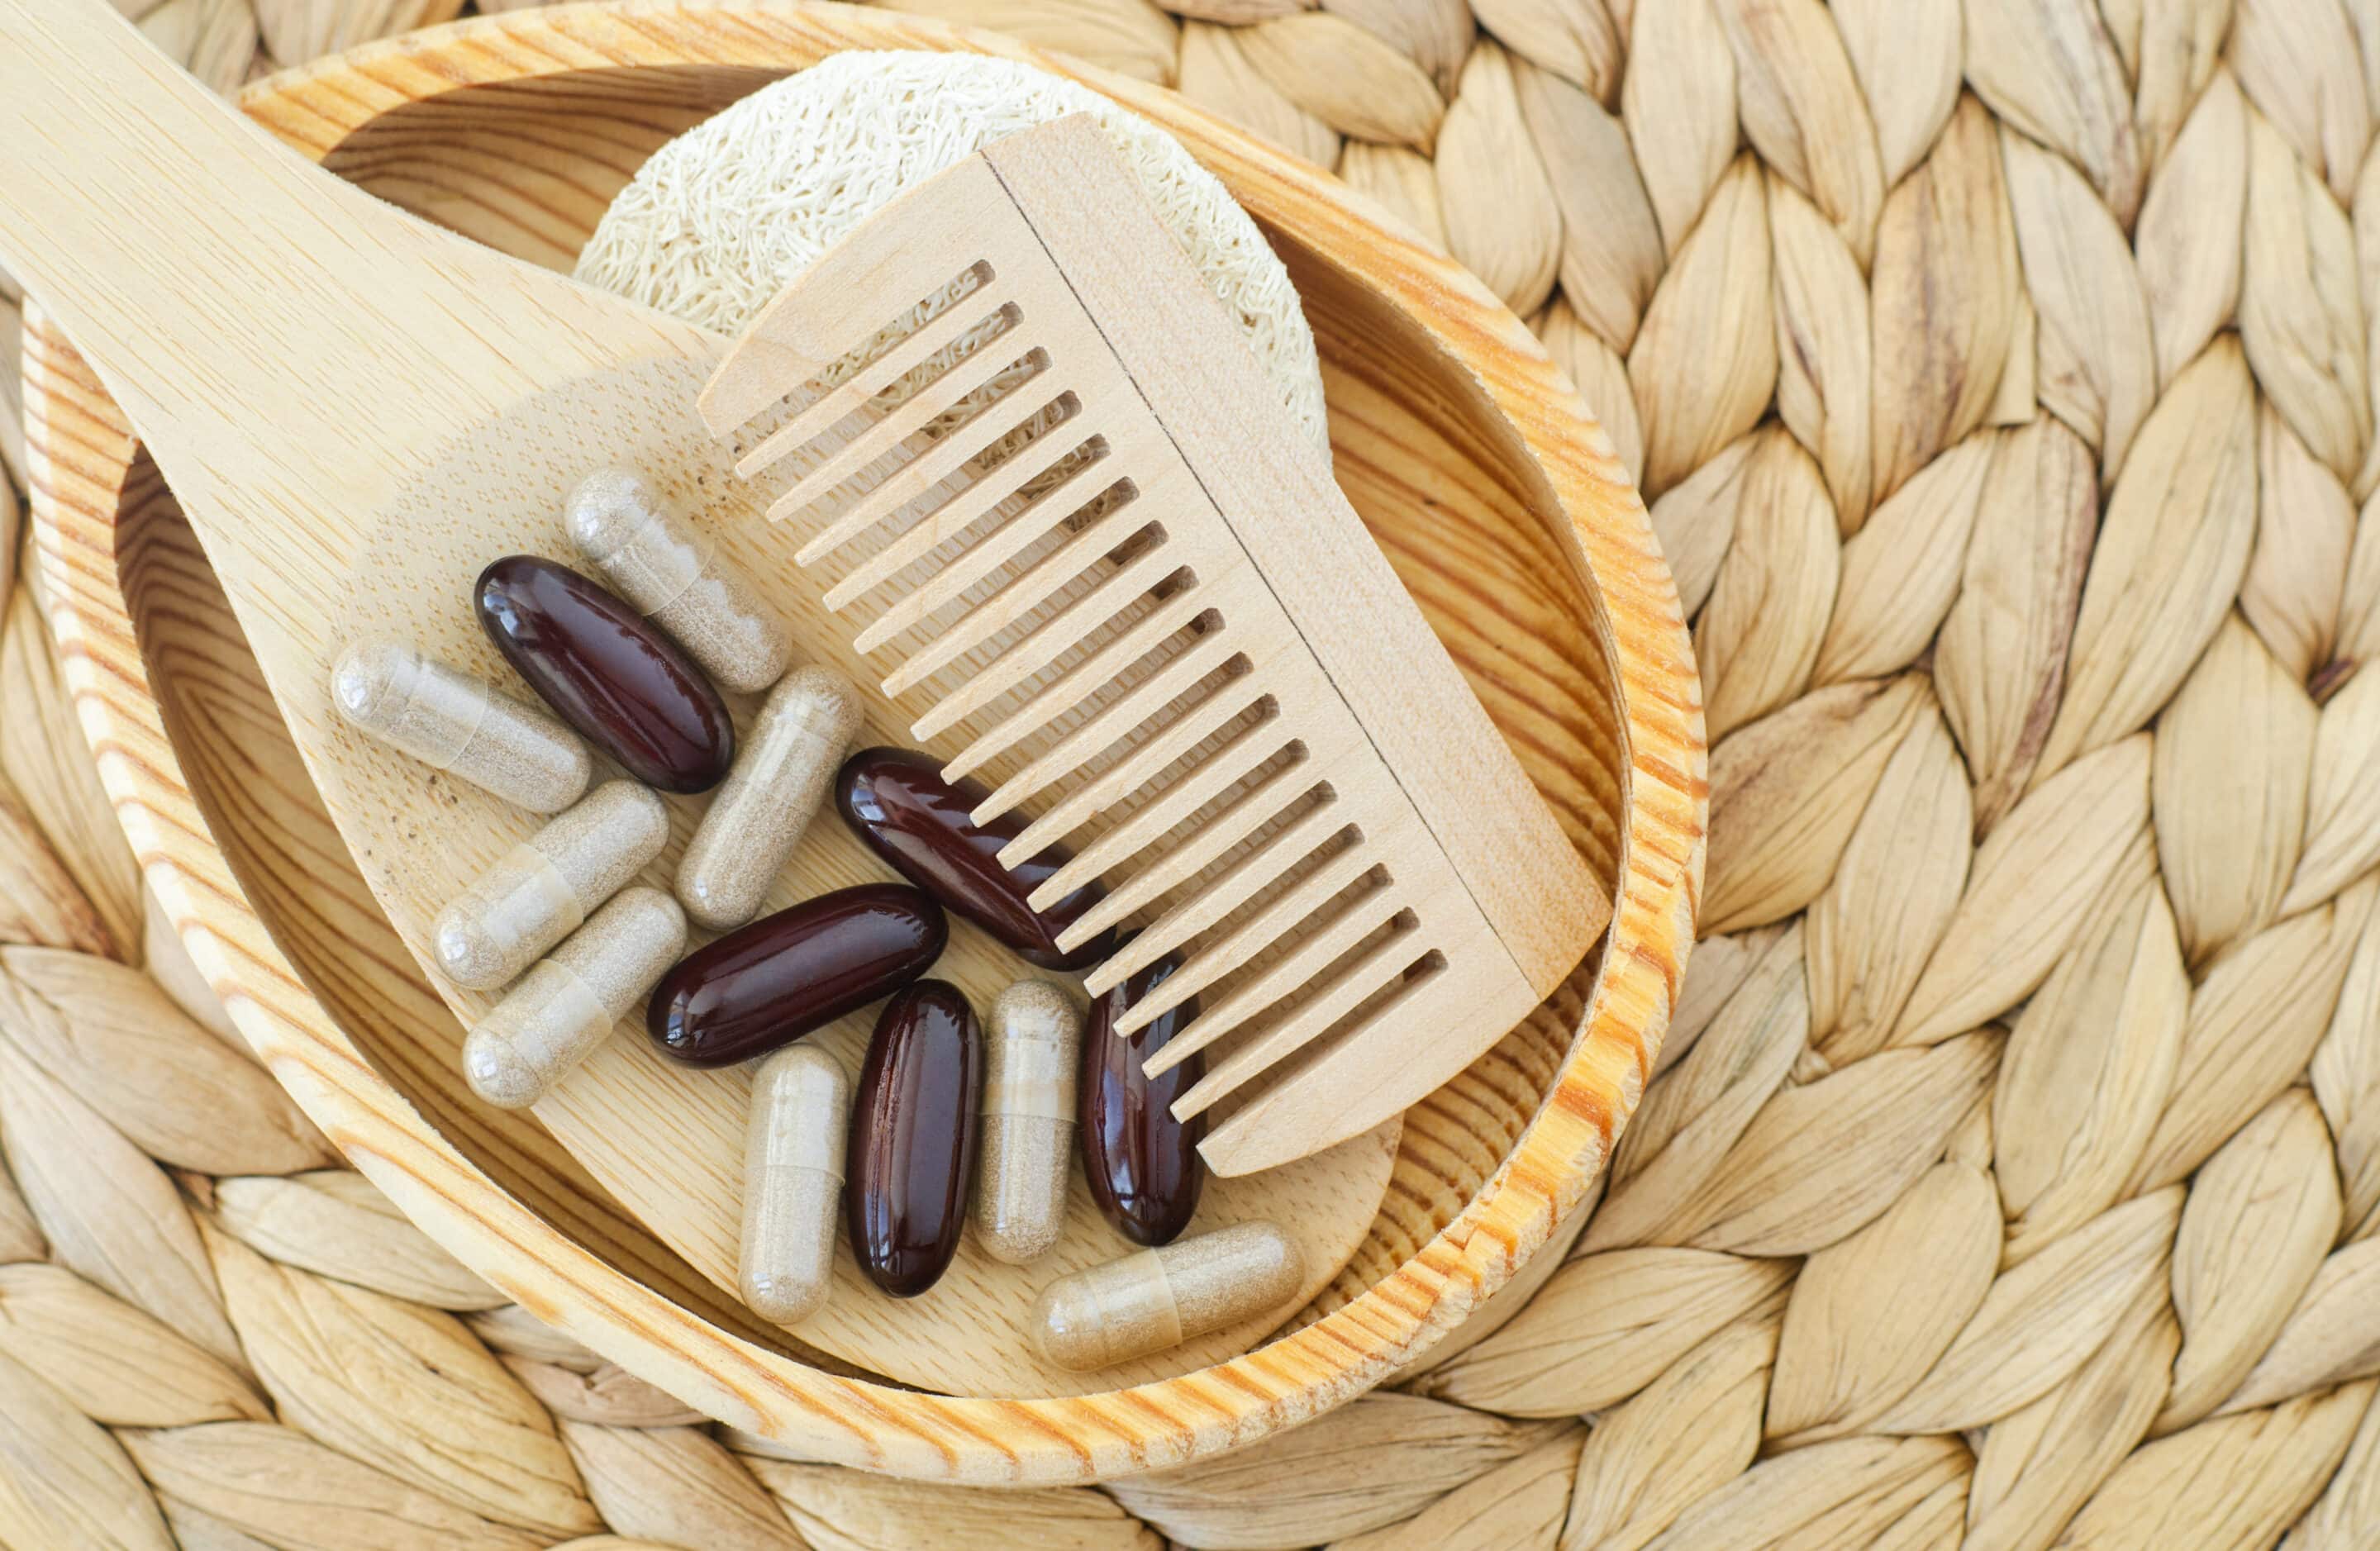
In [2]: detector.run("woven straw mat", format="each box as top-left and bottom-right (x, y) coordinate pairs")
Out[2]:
(4, 0), (2380, 1546)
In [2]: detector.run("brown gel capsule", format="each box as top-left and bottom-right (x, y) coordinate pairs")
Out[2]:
(1032, 1221), (1303, 1372)
(974, 980), (1083, 1265)
(476, 554), (735, 793)
(645, 883), (947, 1067)
(847, 981), (982, 1297)
(1081, 945), (1205, 1246)
(740, 1044), (850, 1324)
(835, 746), (1116, 971)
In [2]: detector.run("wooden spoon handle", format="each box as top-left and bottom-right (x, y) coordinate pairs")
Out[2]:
(0, 0), (689, 601)
(0, 0), (440, 447)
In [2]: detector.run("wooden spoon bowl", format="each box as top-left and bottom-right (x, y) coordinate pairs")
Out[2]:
(22, 0), (1701, 1482)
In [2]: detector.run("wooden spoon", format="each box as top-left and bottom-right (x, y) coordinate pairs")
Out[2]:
(0, 0), (1402, 1395)
(0, 0), (716, 683)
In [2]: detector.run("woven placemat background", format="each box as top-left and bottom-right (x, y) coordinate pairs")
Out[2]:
(5, 0), (2380, 1545)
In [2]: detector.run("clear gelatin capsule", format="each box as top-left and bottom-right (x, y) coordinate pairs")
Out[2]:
(973, 979), (1082, 1265)
(463, 887), (686, 1110)
(434, 781), (671, 989)
(740, 1044), (851, 1324)
(330, 641), (592, 812)
(677, 665), (862, 931)
(566, 467), (793, 695)
(1032, 1220), (1303, 1372)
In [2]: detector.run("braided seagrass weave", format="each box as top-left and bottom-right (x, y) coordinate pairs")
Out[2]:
(4, 0), (2379, 1544)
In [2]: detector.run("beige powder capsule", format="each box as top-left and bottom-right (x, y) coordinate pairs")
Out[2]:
(331, 640), (592, 812)
(740, 1044), (851, 1324)
(433, 782), (671, 990)
(463, 887), (685, 1109)
(974, 979), (1082, 1265)
(1032, 1220), (1304, 1372)
(566, 467), (793, 694)
(676, 665), (861, 930)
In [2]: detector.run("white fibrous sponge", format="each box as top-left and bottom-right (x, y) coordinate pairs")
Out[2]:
(575, 50), (1329, 453)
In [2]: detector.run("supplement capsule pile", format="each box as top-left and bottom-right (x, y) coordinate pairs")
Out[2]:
(328, 467), (1298, 1363)
(463, 886), (688, 1108)
(435, 780), (669, 990)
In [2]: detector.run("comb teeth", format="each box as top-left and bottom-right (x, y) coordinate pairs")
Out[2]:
(717, 256), (1463, 1131)
(734, 274), (1016, 479)
(1115, 832), (1383, 1035)
(764, 343), (1038, 526)
(971, 627), (1244, 825)
(1171, 932), (1443, 1117)
(703, 117), (1606, 1175)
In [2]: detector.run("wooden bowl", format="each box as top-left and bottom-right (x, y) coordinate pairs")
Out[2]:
(22, 0), (1701, 1482)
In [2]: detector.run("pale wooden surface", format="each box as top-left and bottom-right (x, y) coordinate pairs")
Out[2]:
(0, 0), (1397, 1396)
(705, 112), (1607, 1174)
(19, 0), (1698, 1483)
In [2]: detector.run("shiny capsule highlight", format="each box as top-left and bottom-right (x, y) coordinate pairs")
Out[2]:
(676, 665), (862, 931)
(847, 981), (982, 1297)
(1080, 947), (1205, 1246)
(835, 746), (1116, 971)
(565, 468), (793, 695)
(740, 1044), (850, 1325)
(463, 887), (686, 1109)
(331, 641), (591, 812)
(433, 781), (670, 990)
(646, 883), (947, 1068)
(1032, 1220), (1303, 1372)
(974, 979), (1082, 1265)
(475, 554), (734, 793)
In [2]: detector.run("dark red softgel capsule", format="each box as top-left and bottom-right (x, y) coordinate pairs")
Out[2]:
(847, 979), (982, 1297)
(645, 883), (946, 1067)
(475, 554), (734, 793)
(835, 746), (1116, 971)
(1080, 945), (1205, 1246)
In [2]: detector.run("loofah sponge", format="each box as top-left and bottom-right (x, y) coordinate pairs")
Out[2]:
(575, 50), (1330, 453)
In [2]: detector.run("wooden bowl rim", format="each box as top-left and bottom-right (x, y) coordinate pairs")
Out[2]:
(26, 0), (1704, 1482)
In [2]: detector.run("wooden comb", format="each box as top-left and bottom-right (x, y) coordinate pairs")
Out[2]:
(698, 114), (1611, 1177)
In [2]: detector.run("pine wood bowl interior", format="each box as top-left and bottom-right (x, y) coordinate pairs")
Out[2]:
(22, 0), (1701, 1483)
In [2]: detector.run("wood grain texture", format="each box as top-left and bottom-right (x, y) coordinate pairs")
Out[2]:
(18, 0), (1698, 1485)
(0, 0), (1397, 1395)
